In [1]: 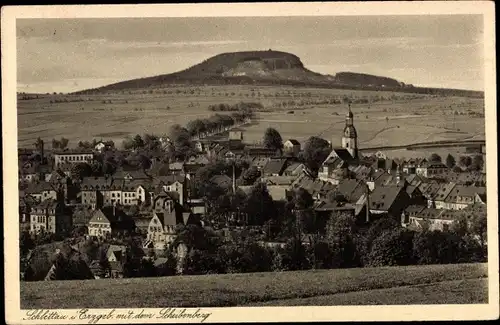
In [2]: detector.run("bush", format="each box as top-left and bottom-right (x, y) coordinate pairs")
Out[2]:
(367, 228), (416, 267)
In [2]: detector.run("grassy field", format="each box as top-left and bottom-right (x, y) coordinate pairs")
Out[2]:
(21, 263), (487, 308)
(18, 85), (485, 159)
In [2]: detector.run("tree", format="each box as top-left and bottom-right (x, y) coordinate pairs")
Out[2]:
(240, 166), (261, 185)
(412, 230), (462, 265)
(157, 248), (178, 276)
(470, 154), (484, 171)
(281, 238), (310, 271)
(325, 212), (360, 268)
(132, 134), (145, 150)
(470, 212), (487, 249)
(459, 155), (472, 168)
(429, 153), (442, 163)
(263, 127), (283, 152)
(445, 154), (456, 168)
(71, 162), (92, 180)
(367, 228), (415, 267)
(90, 161), (103, 176)
(242, 183), (275, 226)
(303, 136), (331, 174)
(59, 137), (69, 149)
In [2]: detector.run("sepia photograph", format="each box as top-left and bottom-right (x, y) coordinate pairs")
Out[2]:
(2, 2), (498, 323)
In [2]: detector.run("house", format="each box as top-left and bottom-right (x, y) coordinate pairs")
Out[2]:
(80, 177), (111, 208)
(250, 157), (271, 171)
(72, 207), (95, 228)
(372, 157), (399, 173)
(401, 206), (455, 231)
(283, 139), (301, 157)
(282, 162), (306, 177)
(401, 158), (427, 174)
(29, 199), (71, 235)
(94, 141), (111, 153)
(416, 161), (448, 178)
(106, 244), (126, 262)
(336, 179), (367, 204)
(442, 185), (486, 210)
(366, 183), (411, 219)
(186, 198), (206, 216)
(144, 193), (195, 250)
(53, 150), (94, 168)
(318, 148), (357, 183)
(244, 146), (278, 159)
(433, 183), (457, 209)
(261, 158), (289, 177)
(24, 181), (60, 202)
(87, 209), (112, 238)
(87, 207), (134, 238)
(229, 128), (244, 141)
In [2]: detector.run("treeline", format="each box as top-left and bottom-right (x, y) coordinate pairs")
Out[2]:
(208, 102), (264, 112)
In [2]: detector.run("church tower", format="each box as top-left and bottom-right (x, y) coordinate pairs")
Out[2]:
(341, 104), (358, 159)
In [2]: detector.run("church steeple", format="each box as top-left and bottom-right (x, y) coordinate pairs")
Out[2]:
(341, 103), (358, 159)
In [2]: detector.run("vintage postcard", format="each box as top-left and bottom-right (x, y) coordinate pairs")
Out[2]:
(2, 2), (498, 323)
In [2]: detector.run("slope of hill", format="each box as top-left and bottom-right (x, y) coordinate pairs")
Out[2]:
(72, 50), (483, 98)
(21, 263), (487, 308)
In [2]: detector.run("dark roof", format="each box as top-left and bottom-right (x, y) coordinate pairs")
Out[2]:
(262, 158), (288, 175)
(445, 185), (486, 203)
(369, 185), (405, 211)
(210, 174), (233, 189)
(113, 169), (151, 180)
(286, 139), (301, 145)
(24, 181), (57, 194)
(81, 177), (114, 190)
(337, 179), (366, 202)
(434, 183), (456, 201)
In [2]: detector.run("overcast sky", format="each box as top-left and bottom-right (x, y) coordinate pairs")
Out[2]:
(17, 15), (484, 93)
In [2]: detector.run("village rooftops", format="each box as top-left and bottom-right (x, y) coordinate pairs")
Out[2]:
(24, 181), (57, 194)
(262, 158), (288, 176)
(434, 183), (457, 201)
(444, 185), (486, 203)
(53, 149), (94, 155)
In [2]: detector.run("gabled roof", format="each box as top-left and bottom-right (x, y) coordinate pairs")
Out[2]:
(81, 177), (114, 190)
(24, 181), (57, 194)
(445, 185), (486, 203)
(323, 148), (355, 165)
(369, 185), (406, 212)
(89, 209), (110, 224)
(262, 158), (288, 175)
(403, 205), (426, 215)
(337, 179), (366, 202)
(434, 183), (456, 201)
(113, 169), (151, 180)
(263, 176), (297, 186)
(250, 157), (270, 168)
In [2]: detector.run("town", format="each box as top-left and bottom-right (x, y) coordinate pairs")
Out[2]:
(18, 103), (487, 281)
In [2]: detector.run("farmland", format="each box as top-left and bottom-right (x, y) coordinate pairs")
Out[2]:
(21, 263), (487, 308)
(17, 85), (485, 158)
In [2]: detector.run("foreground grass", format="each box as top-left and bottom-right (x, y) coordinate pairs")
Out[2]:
(21, 263), (487, 309)
(251, 278), (488, 306)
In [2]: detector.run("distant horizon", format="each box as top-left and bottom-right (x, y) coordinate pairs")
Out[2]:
(17, 16), (484, 93)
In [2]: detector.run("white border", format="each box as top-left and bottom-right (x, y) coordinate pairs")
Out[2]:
(2, 2), (498, 323)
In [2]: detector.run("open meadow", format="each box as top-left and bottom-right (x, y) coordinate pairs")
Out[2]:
(21, 263), (487, 308)
(18, 85), (484, 159)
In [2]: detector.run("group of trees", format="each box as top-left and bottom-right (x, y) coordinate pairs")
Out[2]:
(51, 137), (69, 150)
(208, 101), (263, 112)
(78, 139), (115, 150)
(169, 209), (487, 276)
(431, 153), (484, 172)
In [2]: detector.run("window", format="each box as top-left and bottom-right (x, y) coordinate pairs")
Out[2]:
(112, 193), (115, 197)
